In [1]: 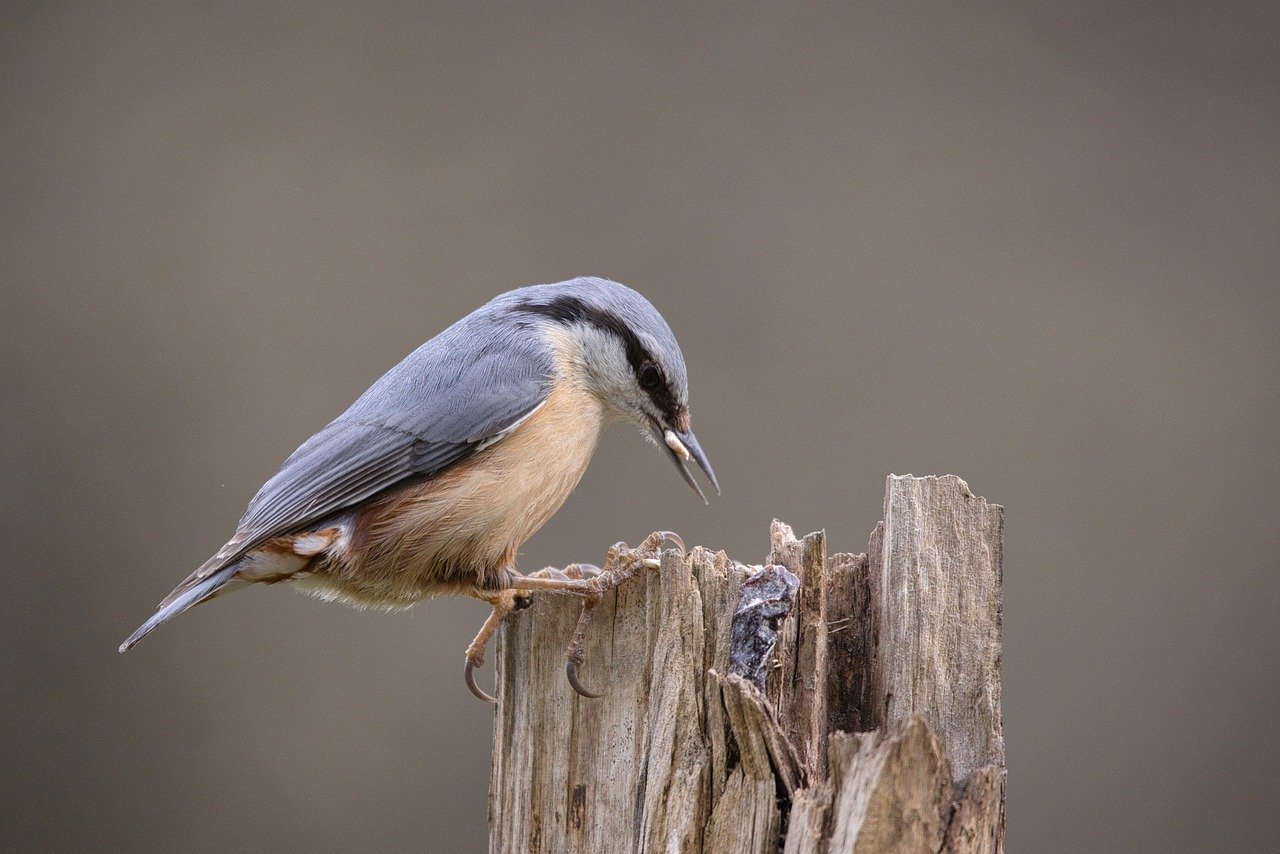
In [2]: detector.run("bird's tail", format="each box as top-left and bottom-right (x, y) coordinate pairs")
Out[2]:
(118, 567), (238, 653)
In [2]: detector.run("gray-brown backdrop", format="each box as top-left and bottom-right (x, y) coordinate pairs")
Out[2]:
(3, 2), (1276, 851)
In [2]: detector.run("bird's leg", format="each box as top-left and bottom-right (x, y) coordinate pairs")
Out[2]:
(459, 564), (602, 703)
(516, 531), (683, 698)
(464, 589), (519, 704)
(564, 589), (604, 698)
(558, 533), (675, 697)
(505, 532), (680, 596)
(522, 562), (604, 584)
(464, 533), (682, 702)
(507, 562), (605, 697)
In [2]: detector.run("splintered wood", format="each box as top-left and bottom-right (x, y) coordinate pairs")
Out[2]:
(489, 474), (1005, 853)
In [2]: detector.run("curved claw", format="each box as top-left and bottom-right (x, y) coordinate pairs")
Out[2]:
(566, 659), (604, 699)
(655, 531), (685, 554)
(464, 659), (497, 704)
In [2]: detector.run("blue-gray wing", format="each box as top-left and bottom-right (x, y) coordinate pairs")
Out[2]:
(190, 310), (555, 583)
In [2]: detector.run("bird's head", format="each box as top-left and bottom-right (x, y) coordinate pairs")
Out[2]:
(507, 277), (719, 503)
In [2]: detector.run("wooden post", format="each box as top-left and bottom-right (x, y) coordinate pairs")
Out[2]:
(489, 474), (1005, 852)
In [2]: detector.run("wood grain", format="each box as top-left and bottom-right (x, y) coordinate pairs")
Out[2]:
(489, 474), (1005, 852)
(874, 474), (1005, 784)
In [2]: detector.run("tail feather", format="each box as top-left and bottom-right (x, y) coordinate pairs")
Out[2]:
(120, 527), (338, 653)
(118, 568), (236, 653)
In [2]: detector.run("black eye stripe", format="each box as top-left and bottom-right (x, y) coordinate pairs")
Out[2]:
(511, 296), (646, 369)
(512, 295), (681, 421)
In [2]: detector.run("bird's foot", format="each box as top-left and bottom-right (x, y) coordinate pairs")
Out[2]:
(561, 531), (684, 699)
(527, 562), (605, 582)
(466, 532), (684, 702)
(460, 563), (602, 702)
(464, 589), (520, 703)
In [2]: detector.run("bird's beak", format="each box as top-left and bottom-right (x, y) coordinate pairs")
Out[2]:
(660, 426), (720, 504)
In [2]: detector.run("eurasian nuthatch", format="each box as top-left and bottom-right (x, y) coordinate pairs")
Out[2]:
(120, 277), (718, 701)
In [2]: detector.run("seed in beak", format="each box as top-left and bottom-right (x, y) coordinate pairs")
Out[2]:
(663, 429), (691, 461)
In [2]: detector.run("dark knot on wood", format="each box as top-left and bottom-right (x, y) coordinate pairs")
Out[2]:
(729, 563), (799, 690)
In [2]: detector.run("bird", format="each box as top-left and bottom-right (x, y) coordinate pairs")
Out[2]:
(119, 276), (718, 701)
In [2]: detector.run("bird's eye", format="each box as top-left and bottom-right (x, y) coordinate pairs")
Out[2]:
(639, 362), (662, 390)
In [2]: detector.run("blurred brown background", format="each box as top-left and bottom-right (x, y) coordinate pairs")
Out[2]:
(2, 2), (1276, 851)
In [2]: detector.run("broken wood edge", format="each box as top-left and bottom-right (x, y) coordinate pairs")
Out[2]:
(713, 670), (805, 795)
(783, 714), (1003, 853)
(766, 522), (830, 781)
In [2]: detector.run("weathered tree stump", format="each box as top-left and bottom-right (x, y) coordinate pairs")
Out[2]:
(489, 474), (1005, 852)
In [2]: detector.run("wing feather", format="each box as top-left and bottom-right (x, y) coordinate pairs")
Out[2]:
(186, 309), (555, 585)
